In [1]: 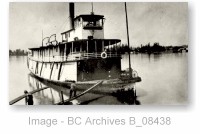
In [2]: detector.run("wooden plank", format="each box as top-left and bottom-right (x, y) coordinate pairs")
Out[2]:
(56, 80), (103, 105)
(9, 86), (49, 105)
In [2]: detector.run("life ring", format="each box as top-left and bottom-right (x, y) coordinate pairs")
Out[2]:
(101, 52), (107, 59)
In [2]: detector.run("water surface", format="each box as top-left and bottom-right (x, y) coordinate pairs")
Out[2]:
(9, 53), (187, 105)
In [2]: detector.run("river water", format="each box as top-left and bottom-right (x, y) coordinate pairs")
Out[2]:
(9, 53), (187, 105)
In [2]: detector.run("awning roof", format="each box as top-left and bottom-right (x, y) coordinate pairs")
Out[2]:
(29, 39), (121, 50)
(74, 14), (104, 21)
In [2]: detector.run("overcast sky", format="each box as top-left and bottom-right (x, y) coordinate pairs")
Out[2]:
(9, 2), (188, 50)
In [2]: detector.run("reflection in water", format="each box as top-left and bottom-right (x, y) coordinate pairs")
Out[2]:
(122, 53), (187, 105)
(27, 74), (78, 105)
(79, 95), (105, 105)
(27, 74), (122, 105)
(112, 88), (141, 105)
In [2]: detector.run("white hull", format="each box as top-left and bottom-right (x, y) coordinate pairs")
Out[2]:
(28, 57), (141, 94)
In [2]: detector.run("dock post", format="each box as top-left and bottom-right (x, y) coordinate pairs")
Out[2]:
(60, 91), (64, 104)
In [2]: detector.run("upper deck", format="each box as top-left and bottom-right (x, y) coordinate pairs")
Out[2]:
(28, 39), (121, 63)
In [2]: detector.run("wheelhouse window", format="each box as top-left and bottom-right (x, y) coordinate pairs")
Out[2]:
(83, 19), (103, 30)
(81, 15), (104, 30)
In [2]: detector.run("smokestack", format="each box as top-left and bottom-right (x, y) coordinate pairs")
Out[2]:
(69, 3), (74, 29)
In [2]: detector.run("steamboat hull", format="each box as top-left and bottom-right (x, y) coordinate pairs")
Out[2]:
(28, 58), (141, 95)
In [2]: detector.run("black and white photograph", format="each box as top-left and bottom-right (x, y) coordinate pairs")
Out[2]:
(9, 2), (188, 105)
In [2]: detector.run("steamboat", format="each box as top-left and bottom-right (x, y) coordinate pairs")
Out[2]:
(27, 3), (141, 95)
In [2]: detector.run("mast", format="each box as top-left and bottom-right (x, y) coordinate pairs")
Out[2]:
(125, 2), (132, 78)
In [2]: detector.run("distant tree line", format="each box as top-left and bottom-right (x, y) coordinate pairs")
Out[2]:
(135, 42), (165, 53)
(9, 49), (28, 56)
(108, 42), (188, 54)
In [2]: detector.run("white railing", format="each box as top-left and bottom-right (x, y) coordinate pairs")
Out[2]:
(28, 52), (121, 62)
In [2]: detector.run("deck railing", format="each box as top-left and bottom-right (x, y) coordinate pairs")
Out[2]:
(28, 52), (121, 62)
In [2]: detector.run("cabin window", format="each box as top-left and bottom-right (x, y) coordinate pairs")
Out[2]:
(45, 63), (47, 68)
(56, 47), (58, 52)
(68, 32), (70, 37)
(56, 63), (58, 69)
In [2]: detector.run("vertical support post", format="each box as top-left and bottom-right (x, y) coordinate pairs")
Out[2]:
(80, 41), (82, 52)
(109, 40), (111, 57)
(58, 46), (60, 62)
(52, 49), (54, 61)
(45, 49), (46, 61)
(102, 40), (104, 51)
(37, 50), (39, 60)
(42, 49), (44, 62)
(108, 41), (109, 52)
(115, 41), (117, 56)
(95, 40), (97, 58)
(64, 43), (67, 60)
(39, 50), (41, 59)
(60, 91), (64, 104)
(72, 42), (73, 55)
(43, 49), (46, 61)
(62, 45), (64, 61)
(87, 41), (88, 59)
(49, 48), (50, 62)
(120, 41), (121, 54)
(41, 50), (42, 60)
(52, 47), (54, 60)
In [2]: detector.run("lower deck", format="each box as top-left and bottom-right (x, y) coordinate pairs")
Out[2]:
(27, 57), (122, 82)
